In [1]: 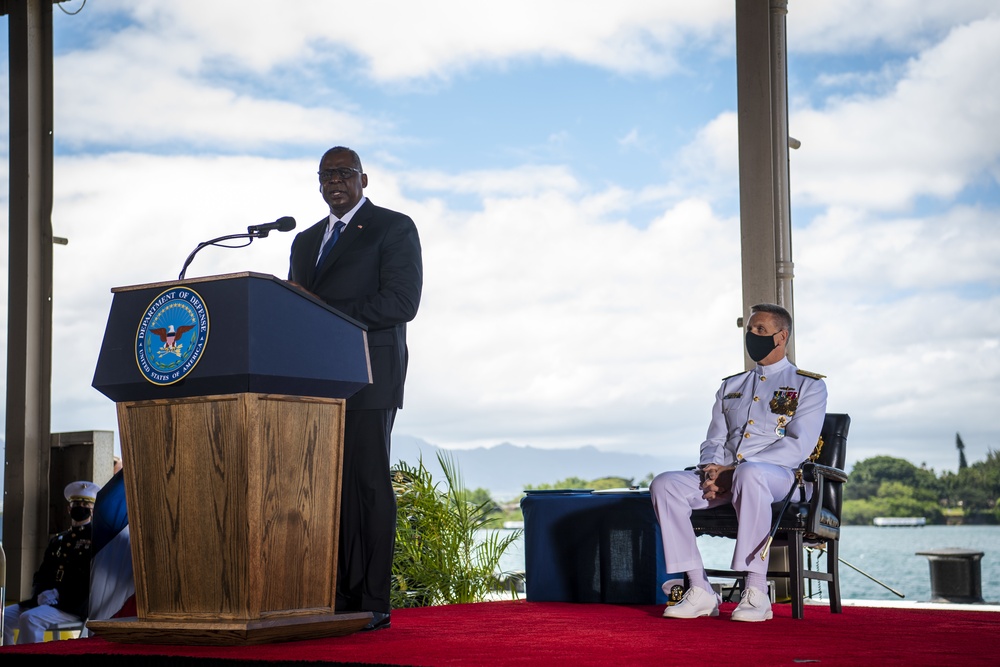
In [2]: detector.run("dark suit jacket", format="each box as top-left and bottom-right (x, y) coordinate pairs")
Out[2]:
(288, 199), (422, 410)
(29, 523), (93, 619)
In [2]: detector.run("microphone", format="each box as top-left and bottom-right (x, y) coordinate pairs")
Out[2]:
(177, 216), (297, 280)
(248, 216), (296, 238)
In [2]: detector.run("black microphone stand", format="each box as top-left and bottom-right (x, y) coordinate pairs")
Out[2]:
(177, 232), (255, 281)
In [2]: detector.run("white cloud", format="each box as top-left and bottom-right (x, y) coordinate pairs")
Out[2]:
(790, 1), (999, 53)
(398, 189), (745, 455)
(790, 192), (1000, 473)
(790, 16), (1000, 210)
(797, 205), (1000, 291)
(796, 290), (1000, 468)
(81, 1), (999, 87)
(672, 111), (739, 197)
(618, 128), (641, 149)
(109, 0), (733, 82)
(45, 1), (736, 151)
(401, 166), (581, 198)
(54, 35), (382, 151)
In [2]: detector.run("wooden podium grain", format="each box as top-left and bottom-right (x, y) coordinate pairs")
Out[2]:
(89, 273), (374, 645)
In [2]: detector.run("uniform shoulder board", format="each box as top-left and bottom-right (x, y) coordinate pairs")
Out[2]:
(796, 369), (826, 380)
(721, 370), (747, 381)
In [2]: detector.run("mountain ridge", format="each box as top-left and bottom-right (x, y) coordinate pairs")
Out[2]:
(392, 434), (683, 500)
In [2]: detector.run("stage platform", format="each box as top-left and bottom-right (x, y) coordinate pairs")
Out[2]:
(2, 599), (999, 666)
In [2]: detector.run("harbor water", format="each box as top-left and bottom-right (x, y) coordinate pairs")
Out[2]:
(492, 524), (1000, 603)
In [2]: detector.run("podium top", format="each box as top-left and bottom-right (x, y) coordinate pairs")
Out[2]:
(110, 271), (271, 293)
(110, 272), (367, 331)
(93, 272), (372, 402)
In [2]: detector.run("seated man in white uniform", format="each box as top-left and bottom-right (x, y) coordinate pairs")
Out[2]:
(649, 303), (827, 622)
(3, 481), (100, 644)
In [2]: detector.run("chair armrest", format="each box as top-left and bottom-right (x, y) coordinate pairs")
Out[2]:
(801, 462), (848, 484)
(799, 462), (848, 537)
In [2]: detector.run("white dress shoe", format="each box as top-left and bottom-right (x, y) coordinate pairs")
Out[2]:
(662, 586), (721, 619)
(731, 586), (773, 622)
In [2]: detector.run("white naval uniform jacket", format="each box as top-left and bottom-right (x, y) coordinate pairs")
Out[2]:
(698, 356), (828, 469)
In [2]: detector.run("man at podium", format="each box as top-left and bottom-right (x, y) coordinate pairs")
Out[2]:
(288, 146), (423, 631)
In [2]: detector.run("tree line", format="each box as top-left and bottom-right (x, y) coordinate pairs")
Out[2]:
(842, 448), (1000, 525)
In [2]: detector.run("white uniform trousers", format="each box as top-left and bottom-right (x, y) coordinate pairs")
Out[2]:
(650, 462), (798, 577)
(3, 603), (81, 645)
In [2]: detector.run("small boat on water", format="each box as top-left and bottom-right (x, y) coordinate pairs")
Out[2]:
(873, 516), (926, 527)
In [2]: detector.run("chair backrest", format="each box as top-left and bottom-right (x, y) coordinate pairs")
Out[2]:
(818, 413), (850, 469)
(817, 413), (851, 515)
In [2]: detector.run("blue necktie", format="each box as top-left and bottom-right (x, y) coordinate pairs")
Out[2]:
(316, 220), (346, 268)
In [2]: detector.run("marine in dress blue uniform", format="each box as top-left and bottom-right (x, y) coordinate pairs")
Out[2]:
(650, 304), (827, 622)
(3, 481), (100, 644)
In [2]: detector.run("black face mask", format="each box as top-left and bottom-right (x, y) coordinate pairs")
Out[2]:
(745, 330), (778, 362)
(70, 505), (93, 522)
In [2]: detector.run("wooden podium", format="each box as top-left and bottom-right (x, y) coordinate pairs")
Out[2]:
(88, 272), (374, 645)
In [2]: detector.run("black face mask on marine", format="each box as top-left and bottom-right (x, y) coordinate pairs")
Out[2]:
(745, 330), (778, 362)
(70, 505), (93, 522)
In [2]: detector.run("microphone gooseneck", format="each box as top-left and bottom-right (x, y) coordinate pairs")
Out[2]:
(177, 216), (297, 280)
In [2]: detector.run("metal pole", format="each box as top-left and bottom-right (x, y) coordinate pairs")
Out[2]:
(736, 0), (778, 372)
(3, 0), (56, 600)
(769, 0), (795, 363)
(735, 0), (796, 364)
(839, 555), (906, 598)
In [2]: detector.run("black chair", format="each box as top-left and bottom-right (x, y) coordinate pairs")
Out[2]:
(689, 412), (851, 619)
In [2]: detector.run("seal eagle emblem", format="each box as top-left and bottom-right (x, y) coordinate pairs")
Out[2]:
(135, 287), (209, 385)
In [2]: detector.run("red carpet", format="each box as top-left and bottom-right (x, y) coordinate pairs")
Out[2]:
(2, 600), (998, 666)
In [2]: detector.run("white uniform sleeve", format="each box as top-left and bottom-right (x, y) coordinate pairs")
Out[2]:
(698, 382), (730, 466)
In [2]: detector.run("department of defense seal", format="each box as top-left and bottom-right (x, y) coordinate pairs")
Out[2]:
(135, 287), (209, 385)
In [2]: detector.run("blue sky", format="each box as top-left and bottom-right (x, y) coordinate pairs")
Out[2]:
(1, 1), (998, 483)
